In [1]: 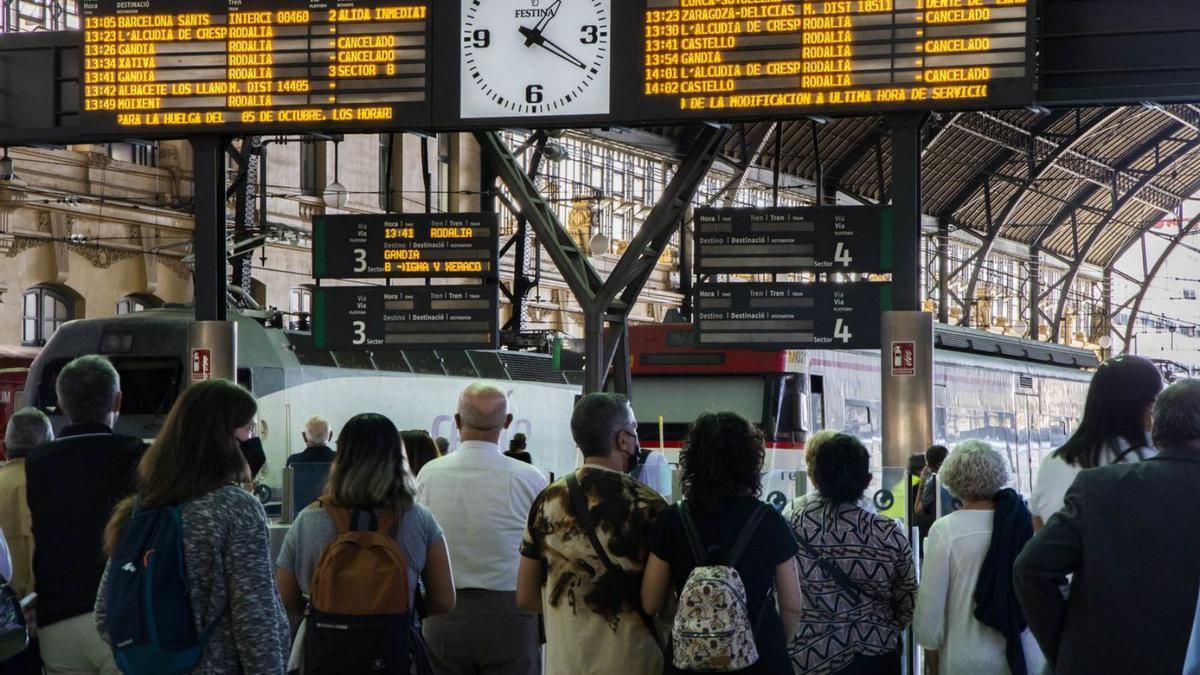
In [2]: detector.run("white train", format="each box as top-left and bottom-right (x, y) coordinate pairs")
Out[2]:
(22, 306), (581, 497)
(627, 324), (1096, 508)
(24, 309), (1096, 510)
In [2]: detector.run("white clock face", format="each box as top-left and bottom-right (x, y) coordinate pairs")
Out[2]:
(460, 0), (611, 119)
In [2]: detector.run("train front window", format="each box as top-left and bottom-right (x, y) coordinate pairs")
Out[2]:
(113, 359), (181, 415)
(37, 358), (180, 416)
(633, 376), (765, 430)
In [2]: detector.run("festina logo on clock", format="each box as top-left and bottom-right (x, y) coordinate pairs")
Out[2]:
(460, 0), (611, 119)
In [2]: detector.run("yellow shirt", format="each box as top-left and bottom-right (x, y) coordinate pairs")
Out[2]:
(0, 459), (33, 597)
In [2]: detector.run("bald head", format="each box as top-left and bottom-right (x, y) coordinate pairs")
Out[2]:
(456, 383), (512, 443)
(304, 415), (330, 446)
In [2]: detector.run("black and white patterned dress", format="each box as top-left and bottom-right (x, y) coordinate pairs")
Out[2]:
(788, 496), (917, 675)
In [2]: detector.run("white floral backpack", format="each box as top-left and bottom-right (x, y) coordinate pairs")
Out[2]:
(671, 501), (771, 672)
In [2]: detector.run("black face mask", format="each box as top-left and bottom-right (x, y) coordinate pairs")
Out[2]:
(626, 435), (650, 474)
(240, 437), (266, 480)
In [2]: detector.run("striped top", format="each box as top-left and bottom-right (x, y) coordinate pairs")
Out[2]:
(788, 496), (917, 675)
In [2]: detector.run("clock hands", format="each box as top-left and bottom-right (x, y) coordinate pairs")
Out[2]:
(518, 24), (587, 70)
(526, 0), (562, 46)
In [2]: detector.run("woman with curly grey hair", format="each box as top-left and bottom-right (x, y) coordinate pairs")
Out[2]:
(913, 441), (1044, 675)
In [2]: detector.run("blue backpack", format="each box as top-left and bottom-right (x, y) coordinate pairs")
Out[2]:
(104, 502), (219, 674)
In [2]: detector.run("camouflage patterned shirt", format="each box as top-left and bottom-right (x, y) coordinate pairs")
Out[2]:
(521, 464), (666, 674)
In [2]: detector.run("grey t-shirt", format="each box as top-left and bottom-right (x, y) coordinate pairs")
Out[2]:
(276, 502), (444, 607)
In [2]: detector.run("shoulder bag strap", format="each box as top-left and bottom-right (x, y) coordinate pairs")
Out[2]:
(320, 498), (352, 534)
(565, 472), (664, 654)
(678, 501), (708, 566)
(1113, 444), (1147, 464)
(727, 503), (774, 633)
(796, 535), (888, 605)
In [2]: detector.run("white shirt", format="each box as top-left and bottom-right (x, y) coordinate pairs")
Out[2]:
(0, 528), (11, 584)
(630, 451), (671, 499)
(913, 510), (1044, 675)
(1029, 439), (1153, 523)
(416, 440), (547, 591)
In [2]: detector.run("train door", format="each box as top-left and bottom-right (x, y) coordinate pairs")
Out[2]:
(844, 398), (883, 498)
(0, 374), (20, 458)
(809, 375), (826, 433)
(1016, 394), (1039, 495)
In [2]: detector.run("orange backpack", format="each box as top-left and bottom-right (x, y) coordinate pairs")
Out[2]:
(303, 500), (411, 674)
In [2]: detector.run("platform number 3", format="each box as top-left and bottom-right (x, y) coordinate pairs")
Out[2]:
(352, 321), (366, 345)
(834, 242), (853, 267)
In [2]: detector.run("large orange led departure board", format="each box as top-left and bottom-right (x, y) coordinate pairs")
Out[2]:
(81, 0), (430, 134)
(640, 0), (1034, 118)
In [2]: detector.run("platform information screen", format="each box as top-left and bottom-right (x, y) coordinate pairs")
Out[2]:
(642, 0), (1034, 118)
(80, 0), (430, 135)
(313, 212), (498, 279)
(693, 281), (888, 349)
(694, 206), (891, 274)
(314, 284), (499, 350)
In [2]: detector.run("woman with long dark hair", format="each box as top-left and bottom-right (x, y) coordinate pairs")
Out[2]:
(95, 379), (290, 674)
(641, 412), (803, 674)
(1030, 355), (1162, 529)
(401, 428), (443, 477)
(276, 413), (455, 622)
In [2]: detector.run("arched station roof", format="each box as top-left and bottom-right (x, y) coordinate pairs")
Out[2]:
(654, 104), (1200, 270)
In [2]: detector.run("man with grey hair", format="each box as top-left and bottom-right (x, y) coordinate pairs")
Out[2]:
(286, 415), (336, 466)
(516, 393), (667, 673)
(417, 383), (547, 675)
(26, 355), (144, 675)
(0, 408), (52, 599)
(1016, 378), (1200, 674)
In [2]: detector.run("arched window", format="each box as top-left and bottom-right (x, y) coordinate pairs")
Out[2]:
(289, 284), (313, 314)
(116, 293), (162, 315)
(289, 284), (314, 330)
(22, 285), (77, 347)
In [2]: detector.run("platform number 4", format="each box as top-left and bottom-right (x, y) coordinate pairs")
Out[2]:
(834, 242), (853, 267)
(834, 318), (852, 344)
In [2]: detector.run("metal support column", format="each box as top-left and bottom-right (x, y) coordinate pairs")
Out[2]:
(1101, 267), (1112, 350)
(888, 114), (925, 311)
(680, 206), (694, 321)
(885, 114), (928, 675)
(506, 138), (545, 335)
(230, 137), (259, 297)
(1028, 246), (1041, 340)
(192, 136), (228, 322)
(477, 125), (729, 395)
(611, 319), (632, 395)
(937, 219), (949, 324)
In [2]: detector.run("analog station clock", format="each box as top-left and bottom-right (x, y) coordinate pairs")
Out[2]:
(460, 0), (611, 119)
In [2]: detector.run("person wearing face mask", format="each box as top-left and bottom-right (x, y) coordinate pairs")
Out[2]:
(516, 392), (668, 675)
(24, 355), (146, 674)
(96, 379), (290, 674)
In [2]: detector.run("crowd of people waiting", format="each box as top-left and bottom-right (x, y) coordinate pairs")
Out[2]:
(0, 352), (1197, 674)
